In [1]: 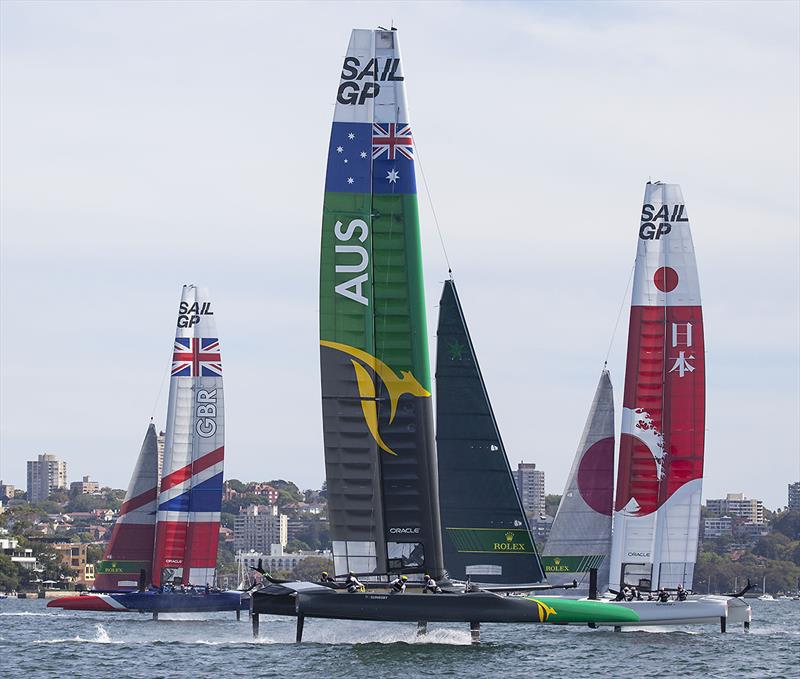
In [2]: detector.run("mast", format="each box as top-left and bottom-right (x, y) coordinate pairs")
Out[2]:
(152, 285), (225, 586)
(320, 28), (444, 579)
(436, 279), (544, 584)
(542, 371), (615, 592)
(609, 183), (704, 592)
(94, 424), (159, 590)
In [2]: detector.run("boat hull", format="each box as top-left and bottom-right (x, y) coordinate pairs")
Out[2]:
(47, 590), (248, 613)
(251, 582), (639, 625)
(587, 595), (751, 627)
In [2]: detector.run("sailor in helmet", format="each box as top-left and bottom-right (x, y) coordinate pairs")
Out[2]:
(389, 574), (408, 593)
(676, 584), (687, 601)
(320, 571), (335, 584)
(422, 573), (442, 594)
(345, 571), (364, 593)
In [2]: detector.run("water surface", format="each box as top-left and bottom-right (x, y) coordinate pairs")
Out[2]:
(1, 598), (795, 678)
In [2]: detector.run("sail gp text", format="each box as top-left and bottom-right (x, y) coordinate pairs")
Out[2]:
(195, 389), (218, 438)
(337, 57), (403, 105)
(639, 203), (688, 240)
(177, 301), (213, 328)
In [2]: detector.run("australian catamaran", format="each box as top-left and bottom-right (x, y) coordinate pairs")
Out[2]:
(249, 27), (641, 639)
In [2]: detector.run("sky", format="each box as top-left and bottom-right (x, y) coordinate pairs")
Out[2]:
(1, 0), (798, 509)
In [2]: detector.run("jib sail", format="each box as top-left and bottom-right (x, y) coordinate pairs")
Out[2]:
(436, 279), (545, 584)
(94, 424), (159, 590)
(542, 371), (615, 592)
(609, 183), (705, 591)
(152, 285), (224, 586)
(320, 28), (444, 579)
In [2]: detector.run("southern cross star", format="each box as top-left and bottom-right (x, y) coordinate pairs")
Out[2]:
(336, 146), (343, 153)
(347, 177), (354, 184)
(348, 132), (355, 140)
(360, 151), (367, 158)
(448, 339), (466, 361)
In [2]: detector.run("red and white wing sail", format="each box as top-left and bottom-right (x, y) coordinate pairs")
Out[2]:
(609, 183), (704, 591)
(152, 285), (224, 586)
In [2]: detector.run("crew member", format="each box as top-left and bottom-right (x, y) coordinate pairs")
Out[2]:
(423, 573), (442, 594)
(676, 584), (687, 601)
(345, 572), (364, 593)
(389, 575), (408, 593)
(657, 588), (670, 602)
(623, 586), (633, 601)
(320, 571), (336, 584)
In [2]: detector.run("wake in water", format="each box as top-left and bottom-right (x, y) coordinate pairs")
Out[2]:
(34, 623), (122, 645)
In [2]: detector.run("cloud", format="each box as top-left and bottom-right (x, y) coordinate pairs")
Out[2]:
(1, 1), (797, 508)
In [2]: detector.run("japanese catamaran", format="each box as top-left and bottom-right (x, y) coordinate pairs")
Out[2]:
(50, 285), (245, 614)
(429, 186), (750, 630)
(249, 27), (641, 641)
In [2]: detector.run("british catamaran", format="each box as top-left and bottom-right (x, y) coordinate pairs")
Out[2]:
(50, 285), (245, 614)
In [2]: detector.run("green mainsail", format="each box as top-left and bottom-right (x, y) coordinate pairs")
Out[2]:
(319, 28), (443, 578)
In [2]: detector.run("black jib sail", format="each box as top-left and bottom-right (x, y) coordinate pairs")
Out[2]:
(436, 279), (545, 584)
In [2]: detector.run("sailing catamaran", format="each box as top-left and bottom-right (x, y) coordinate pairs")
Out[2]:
(592, 182), (751, 628)
(250, 27), (643, 640)
(50, 285), (245, 614)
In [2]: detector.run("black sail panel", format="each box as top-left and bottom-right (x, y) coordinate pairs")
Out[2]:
(436, 280), (545, 584)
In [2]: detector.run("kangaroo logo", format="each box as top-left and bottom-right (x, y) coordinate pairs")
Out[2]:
(321, 340), (430, 456)
(529, 598), (558, 623)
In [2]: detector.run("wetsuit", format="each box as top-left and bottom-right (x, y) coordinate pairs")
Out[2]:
(389, 578), (406, 593)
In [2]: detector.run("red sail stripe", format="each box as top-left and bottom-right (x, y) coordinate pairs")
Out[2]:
(160, 446), (224, 493)
(118, 487), (158, 516)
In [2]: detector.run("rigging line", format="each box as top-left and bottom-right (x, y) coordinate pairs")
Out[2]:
(412, 137), (453, 277)
(149, 347), (173, 424)
(603, 263), (635, 367)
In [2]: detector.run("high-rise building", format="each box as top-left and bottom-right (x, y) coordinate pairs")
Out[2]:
(70, 475), (100, 495)
(26, 453), (67, 503)
(706, 493), (764, 525)
(234, 504), (288, 553)
(789, 482), (800, 511)
(513, 462), (546, 518)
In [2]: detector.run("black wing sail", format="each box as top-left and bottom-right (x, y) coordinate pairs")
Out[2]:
(436, 280), (545, 584)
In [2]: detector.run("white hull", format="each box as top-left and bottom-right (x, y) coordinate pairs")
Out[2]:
(546, 595), (751, 627)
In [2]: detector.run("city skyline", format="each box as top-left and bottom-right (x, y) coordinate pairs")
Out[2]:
(1, 2), (798, 509)
(3, 450), (798, 514)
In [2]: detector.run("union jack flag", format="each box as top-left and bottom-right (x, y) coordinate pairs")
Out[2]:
(372, 123), (413, 161)
(172, 338), (222, 377)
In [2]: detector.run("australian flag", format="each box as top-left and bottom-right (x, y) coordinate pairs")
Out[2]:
(325, 121), (417, 195)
